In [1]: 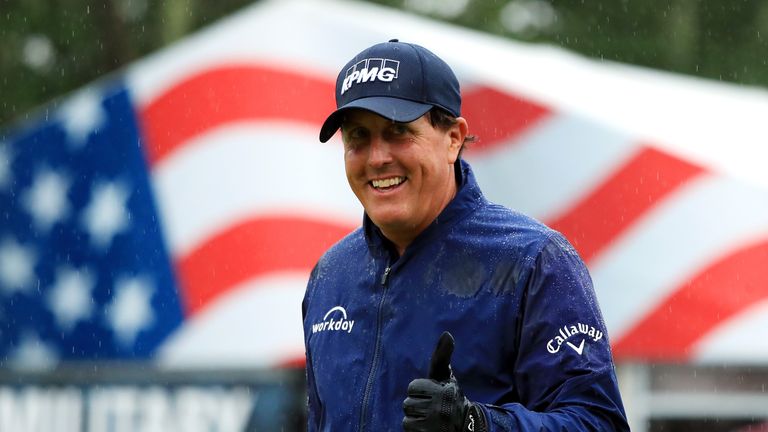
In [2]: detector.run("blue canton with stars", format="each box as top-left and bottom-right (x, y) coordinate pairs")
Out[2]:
(0, 81), (183, 366)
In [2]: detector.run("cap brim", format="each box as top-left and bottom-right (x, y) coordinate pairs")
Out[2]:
(319, 97), (433, 142)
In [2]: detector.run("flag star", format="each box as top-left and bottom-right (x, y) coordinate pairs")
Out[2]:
(46, 266), (95, 332)
(22, 167), (71, 232)
(0, 142), (11, 190)
(58, 88), (106, 147)
(0, 237), (37, 294)
(81, 180), (131, 249)
(7, 331), (59, 370)
(106, 275), (155, 347)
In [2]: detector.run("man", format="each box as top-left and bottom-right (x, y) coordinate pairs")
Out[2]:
(302, 39), (629, 431)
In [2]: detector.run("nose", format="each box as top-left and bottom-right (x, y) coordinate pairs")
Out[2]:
(367, 135), (392, 168)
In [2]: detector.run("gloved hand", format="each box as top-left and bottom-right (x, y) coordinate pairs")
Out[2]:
(403, 331), (487, 432)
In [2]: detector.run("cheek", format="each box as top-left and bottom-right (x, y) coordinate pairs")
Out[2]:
(344, 156), (368, 195)
(344, 151), (362, 174)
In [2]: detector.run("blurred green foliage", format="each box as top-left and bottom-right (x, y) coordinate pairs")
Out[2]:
(370, 0), (768, 85)
(2, 0), (767, 126)
(0, 0), (251, 125)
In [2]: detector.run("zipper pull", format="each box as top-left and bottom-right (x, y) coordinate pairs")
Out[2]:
(380, 266), (391, 286)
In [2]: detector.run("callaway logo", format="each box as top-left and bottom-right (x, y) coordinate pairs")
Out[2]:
(546, 322), (604, 355)
(311, 306), (355, 334)
(340, 58), (400, 95)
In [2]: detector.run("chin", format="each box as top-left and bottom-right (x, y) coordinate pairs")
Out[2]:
(367, 212), (411, 231)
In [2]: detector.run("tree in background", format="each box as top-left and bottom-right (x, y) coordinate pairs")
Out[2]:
(0, 0), (247, 125)
(375, 0), (768, 85)
(1, 0), (767, 125)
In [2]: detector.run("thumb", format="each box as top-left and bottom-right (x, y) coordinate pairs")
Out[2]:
(428, 331), (455, 382)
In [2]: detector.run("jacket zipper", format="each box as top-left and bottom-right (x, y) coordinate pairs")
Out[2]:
(358, 263), (391, 431)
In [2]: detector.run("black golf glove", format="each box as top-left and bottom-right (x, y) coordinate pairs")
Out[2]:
(403, 331), (488, 432)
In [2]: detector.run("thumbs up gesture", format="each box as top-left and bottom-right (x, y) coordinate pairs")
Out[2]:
(402, 332), (487, 432)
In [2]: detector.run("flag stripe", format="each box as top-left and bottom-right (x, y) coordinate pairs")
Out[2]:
(157, 272), (309, 368)
(693, 299), (768, 361)
(139, 65), (552, 167)
(547, 146), (705, 263)
(149, 126), (359, 257)
(460, 86), (550, 151)
(612, 239), (768, 360)
(139, 65), (336, 166)
(178, 216), (355, 315)
(467, 114), (638, 220)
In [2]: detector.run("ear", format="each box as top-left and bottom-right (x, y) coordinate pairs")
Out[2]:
(446, 117), (468, 164)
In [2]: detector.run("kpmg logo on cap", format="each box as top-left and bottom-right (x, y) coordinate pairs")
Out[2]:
(340, 58), (400, 95)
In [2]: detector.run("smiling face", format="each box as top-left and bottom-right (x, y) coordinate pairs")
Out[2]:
(341, 109), (467, 254)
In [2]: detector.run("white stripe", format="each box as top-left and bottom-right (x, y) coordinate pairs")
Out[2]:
(156, 272), (308, 368)
(467, 114), (638, 220)
(151, 123), (361, 257)
(590, 174), (768, 338)
(692, 299), (768, 364)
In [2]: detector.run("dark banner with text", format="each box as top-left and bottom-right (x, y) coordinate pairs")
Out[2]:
(0, 366), (305, 432)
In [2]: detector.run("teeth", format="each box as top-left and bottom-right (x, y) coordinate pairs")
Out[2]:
(372, 177), (405, 189)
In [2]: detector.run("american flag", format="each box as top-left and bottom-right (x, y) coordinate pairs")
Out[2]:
(0, 85), (183, 366)
(2, 0), (768, 369)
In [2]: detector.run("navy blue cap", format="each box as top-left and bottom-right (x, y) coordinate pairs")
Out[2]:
(319, 39), (461, 142)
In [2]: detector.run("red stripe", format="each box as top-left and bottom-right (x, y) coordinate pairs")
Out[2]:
(547, 146), (705, 263)
(461, 86), (550, 152)
(277, 355), (307, 369)
(613, 239), (768, 361)
(177, 216), (356, 315)
(139, 65), (337, 166)
(138, 65), (550, 165)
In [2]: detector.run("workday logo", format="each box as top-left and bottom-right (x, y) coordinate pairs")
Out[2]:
(311, 306), (355, 334)
(340, 58), (400, 95)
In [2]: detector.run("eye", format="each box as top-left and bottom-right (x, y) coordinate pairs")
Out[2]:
(390, 123), (408, 135)
(342, 126), (369, 149)
(384, 123), (410, 141)
(349, 127), (368, 139)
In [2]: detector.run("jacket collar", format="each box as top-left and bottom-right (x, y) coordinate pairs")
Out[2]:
(363, 159), (485, 259)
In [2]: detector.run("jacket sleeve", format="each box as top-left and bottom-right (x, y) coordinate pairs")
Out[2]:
(303, 267), (321, 432)
(305, 349), (320, 432)
(480, 232), (629, 431)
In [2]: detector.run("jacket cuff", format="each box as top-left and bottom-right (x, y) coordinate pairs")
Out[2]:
(464, 403), (488, 432)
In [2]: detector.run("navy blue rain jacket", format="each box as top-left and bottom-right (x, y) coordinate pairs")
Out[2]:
(302, 160), (629, 431)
